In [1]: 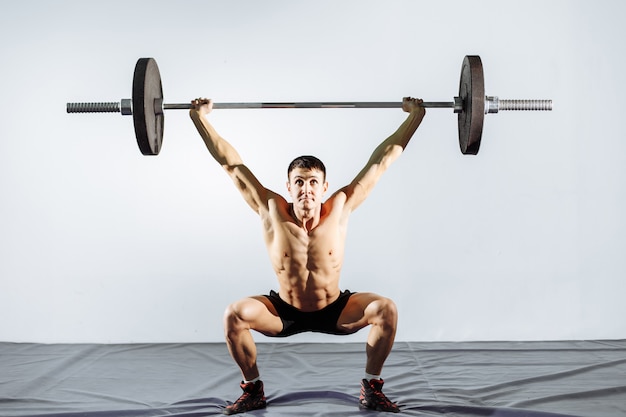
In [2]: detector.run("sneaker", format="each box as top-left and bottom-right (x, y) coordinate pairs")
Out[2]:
(359, 378), (400, 413)
(223, 380), (267, 415)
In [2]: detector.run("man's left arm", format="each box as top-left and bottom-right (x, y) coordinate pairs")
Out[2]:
(339, 97), (426, 211)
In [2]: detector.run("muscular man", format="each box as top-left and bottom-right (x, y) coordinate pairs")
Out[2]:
(189, 97), (425, 414)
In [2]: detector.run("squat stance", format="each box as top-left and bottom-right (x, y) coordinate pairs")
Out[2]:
(189, 97), (425, 414)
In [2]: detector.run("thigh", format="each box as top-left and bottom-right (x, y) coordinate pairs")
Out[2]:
(336, 292), (387, 334)
(230, 295), (284, 336)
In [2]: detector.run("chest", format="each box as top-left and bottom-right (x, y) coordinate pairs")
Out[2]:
(285, 218), (344, 251)
(264, 209), (346, 258)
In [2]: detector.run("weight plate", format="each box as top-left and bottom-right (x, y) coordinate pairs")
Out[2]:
(132, 58), (164, 155)
(457, 55), (484, 155)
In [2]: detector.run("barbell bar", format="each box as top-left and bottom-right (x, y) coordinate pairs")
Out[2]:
(66, 56), (552, 156)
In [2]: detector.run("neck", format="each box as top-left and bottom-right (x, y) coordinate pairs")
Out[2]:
(291, 203), (321, 232)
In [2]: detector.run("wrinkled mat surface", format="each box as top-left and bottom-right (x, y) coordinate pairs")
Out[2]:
(1, 340), (625, 417)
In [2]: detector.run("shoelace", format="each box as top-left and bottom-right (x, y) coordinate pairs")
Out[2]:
(234, 392), (250, 403)
(363, 381), (397, 410)
(372, 389), (395, 407)
(231, 391), (253, 408)
(230, 384), (263, 409)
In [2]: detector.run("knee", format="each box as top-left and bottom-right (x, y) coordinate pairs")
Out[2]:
(367, 297), (398, 328)
(223, 302), (247, 333)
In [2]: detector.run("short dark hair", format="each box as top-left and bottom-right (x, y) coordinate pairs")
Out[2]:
(287, 155), (326, 180)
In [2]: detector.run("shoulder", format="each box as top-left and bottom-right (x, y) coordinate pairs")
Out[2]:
(326, 188), (347, 204)
(328, 183), (367, 211)
(324, 189), (351, 216)
(263, 190), (290, 214)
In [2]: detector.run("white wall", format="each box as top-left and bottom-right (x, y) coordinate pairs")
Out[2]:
(0, 0), (624, 343)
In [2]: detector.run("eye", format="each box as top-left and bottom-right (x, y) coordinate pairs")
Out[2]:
(295, 179), (304, 186)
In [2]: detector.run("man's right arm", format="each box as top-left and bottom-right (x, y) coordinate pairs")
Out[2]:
(189, 99), (269, 213)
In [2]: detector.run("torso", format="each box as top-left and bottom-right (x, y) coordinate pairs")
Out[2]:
(261, 194), (349, 311)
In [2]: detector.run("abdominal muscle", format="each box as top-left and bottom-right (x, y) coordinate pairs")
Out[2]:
(275, 270), (342, 311)
(267, 212), (347, 312)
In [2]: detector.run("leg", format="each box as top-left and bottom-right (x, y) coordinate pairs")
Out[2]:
(223, 296), (283, 381)
(338, 293), (400, 413)
(337, 292), (398, 375)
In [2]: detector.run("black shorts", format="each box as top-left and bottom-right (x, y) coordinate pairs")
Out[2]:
(264, 289), (355, 337)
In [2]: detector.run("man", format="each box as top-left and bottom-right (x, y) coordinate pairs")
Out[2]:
(189, 97), (426, 414)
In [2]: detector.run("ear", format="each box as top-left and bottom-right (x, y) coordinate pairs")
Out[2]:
(286, 180), (291, 192)
(323, 181), (329, 194)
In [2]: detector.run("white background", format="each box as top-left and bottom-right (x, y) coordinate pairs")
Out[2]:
(1, 0), (624, 343)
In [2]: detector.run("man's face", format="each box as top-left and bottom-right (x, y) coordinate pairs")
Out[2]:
(287, 168), (328, 210)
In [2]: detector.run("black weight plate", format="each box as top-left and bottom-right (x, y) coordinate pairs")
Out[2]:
(458, 55), (484, 155)
(132, 58), (164, 156)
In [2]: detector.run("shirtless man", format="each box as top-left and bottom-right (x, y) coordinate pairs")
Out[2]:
(189, 97), (426, 414)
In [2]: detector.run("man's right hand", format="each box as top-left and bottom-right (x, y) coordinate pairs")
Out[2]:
(189, 98), (213, 118)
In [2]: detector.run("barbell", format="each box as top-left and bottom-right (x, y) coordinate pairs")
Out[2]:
(66, 55), (552, 156)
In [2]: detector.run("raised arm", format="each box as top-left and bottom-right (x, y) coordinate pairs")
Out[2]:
(189, 98), (270, 213)
(339, 97), (426, 211)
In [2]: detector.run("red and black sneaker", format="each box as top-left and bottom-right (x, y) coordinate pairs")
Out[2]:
(359, 378), (400, 413)
(223, 380), (267, 415)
